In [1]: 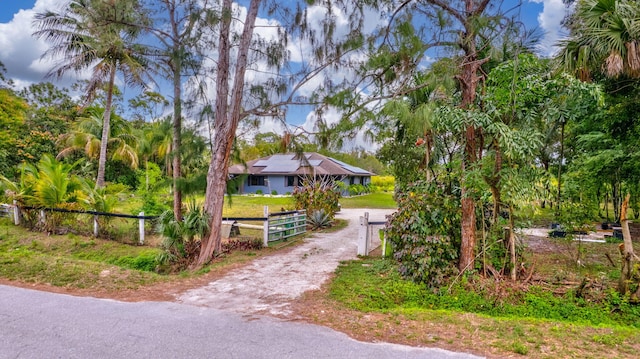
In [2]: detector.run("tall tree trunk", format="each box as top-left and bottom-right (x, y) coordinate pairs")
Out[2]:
(450, 0), (491, 273)
(556, 121), (565, 217)
(486, 139), (502, 225)
(458, 33), (481, 272)
(172, 60), (182, 221)
(197, 0), (261, 267)
(508, 205), (516, 281)
(96, 66), (117, 188)
(618, 194), (637, 296)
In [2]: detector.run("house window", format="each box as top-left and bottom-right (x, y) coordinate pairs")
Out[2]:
(285, 176), (296, 187)
(349, 177), (356, 185)
(249, 175), (265, 186)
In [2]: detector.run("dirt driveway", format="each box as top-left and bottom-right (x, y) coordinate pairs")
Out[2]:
(177, 208), (394, 317)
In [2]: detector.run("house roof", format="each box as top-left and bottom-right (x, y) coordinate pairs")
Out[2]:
(228, 153), (374, 176)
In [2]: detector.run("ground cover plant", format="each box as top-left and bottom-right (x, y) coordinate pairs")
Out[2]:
(295, 243), (640, 358)
(0, 201), (297, 293)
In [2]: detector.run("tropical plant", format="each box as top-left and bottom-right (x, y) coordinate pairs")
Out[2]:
(156, 200), (210, 270)
(558, 0), (640, 80)
(292, 176), (341, 222)
(0, 155), (85, 231)
(58, 107), (139, 171)
(385, 180), (460, 288)
(307, 209), (332, 230)
(33, 0), (151, 187)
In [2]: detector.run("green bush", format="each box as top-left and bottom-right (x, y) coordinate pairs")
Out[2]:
(256, 189), (263, 195)
(156, 201), (209, 270)
(271, 190), (278, 195)
(292, 176), (341, 220)
(347, 184), (370, 196)
(371, 175), (395, 192)
(385, 180), (460, 287)
(307, 209), (332, 230)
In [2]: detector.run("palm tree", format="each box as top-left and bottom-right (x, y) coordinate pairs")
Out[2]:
(558, 0), (640, 80)
(33, 0), (151, 187)
(57, 107), (139, 170)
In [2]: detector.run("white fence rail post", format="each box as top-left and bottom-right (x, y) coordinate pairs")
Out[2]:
(263, 206), (269, 247)
(93, 216), (99, 237)
(13, 200), (20, 225)
(139, 212), (145, 245)
(357, 212), (369, 256)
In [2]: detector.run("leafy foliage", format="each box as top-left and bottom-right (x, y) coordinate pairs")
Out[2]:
(385, 181), (460, 287)
(307, 209), (332, 230)
(292, 176), (341, 221)
(330, 258), (640, 328)
(156, 200), (209, 270)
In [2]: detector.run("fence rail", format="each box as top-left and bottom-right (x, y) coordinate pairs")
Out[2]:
(3, 203), (307, 247)
(358, 212), (388, 256)
(267, 209), (306, 242)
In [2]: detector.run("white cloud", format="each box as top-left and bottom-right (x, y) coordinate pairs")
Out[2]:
(0, 0), (72, 88)
(530, 0), (570, 57)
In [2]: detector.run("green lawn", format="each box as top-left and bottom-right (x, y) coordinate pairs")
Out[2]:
(221, 195), (296, 217)
(217, 192), (397, 217)
(340, 192), (396, 209)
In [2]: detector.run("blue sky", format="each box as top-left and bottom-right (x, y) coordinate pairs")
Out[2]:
(0, 0), (569, 148)
(0, 1), (36, 23)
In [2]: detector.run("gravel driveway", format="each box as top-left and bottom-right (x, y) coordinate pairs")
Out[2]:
(178, 208), (395, 317)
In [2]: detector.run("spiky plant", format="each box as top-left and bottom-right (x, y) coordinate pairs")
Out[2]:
(307, 209), (332, 230)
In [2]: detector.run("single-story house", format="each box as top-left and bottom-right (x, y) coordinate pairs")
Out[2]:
(228, 152), (373, 195)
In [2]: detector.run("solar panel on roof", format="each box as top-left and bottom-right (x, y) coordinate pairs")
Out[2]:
(329, 158), (370, 174)
(263, 163), (300, 172)
(308, 160), (322, 166)
(269, 154), (295, 161)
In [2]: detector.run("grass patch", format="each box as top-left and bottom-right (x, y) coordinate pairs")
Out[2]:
(310, 257), (640, 358)
(329, 258), (640, 328)
(222, 195), (295, 217)
(340, 192), (396, 209)
(0, 222), (164, 288)
(0, 220), (284, 292)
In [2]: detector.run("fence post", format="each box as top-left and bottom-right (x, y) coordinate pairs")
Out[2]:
(357, 212), (369, 256)
(39, 209), (46, 227)
(93, 216), (99, 237)
(139, 212), (145, 245)
(12, 200), (20, 226)
(263, 206), (269, 247)
(381, 230), (387, 258)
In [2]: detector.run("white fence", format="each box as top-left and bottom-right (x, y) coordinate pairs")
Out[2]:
(357, 212), (388, 256)
(4, 202), (307, 247)
(6, 201), (153, 244)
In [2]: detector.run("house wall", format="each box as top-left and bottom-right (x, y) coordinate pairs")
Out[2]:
(241, 174), (371, 195)
(243, 175), (293, 195)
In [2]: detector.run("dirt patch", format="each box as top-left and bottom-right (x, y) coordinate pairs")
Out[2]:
(176, 208), (394, 316)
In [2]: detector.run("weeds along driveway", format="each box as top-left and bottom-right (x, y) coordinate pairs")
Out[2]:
(178, 208), (395, 317)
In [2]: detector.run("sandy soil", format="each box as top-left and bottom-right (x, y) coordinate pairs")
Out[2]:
(177, 208), (394, 317)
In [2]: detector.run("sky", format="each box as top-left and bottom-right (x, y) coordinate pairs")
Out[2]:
(0, 0), (570, 149)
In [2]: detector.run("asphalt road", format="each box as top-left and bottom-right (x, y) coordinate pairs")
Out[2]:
(0, 285), (483, 359)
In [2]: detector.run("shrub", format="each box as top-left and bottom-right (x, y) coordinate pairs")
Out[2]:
(292, 176), (341, 220)
(271, 190), (278, 195)
(256, 189), (263, 195)
(307, 209), (332, 230)
(348, 184), (368, 196)
(385, 180), (460, 287)
(156, 200), (209, 270)
(371, 175), (395, 192)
